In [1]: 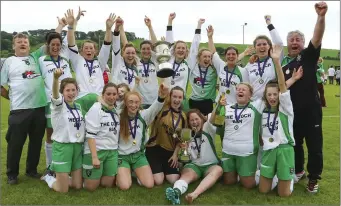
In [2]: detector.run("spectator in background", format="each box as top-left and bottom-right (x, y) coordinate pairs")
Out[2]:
(335, 67), (340, 85)
(327, 65), (335, 84)
(316, 57), (326, 107)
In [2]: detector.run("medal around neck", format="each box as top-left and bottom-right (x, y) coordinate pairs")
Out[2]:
(154, 41), (175, 78)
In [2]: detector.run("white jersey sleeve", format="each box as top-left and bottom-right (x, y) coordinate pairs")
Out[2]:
(97, 44), (111, 72)
(50, 94), (64, 112)
(166, 26), (174, 44)
(112, 33), (122, 71)
(1, 59), (9, 86)
(68, 45), (81, 71)
(268, 26), (284, 62)
(60, 36), (69, 60)
(251, 99), (266, 114)
(85, 104), (101, 139)
(279, 90), (293, 116)
(187, 30), (201, 70)
(140, 99), (164, 125)
(212, 52), (225, 74)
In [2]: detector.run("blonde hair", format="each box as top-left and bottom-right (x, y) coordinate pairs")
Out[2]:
(172, 40), (187, 56)
(196, 48), (211, 62)
(122, 42), (138, 66)
(237, 82), (254, 96)
(81, 40), (98, 56)
(119, 91), (142, 142)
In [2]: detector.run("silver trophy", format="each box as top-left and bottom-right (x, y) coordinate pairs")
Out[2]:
(154, 41), (175, 78)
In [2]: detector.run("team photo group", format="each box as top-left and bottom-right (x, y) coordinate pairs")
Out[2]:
(0, 1), (329, 204)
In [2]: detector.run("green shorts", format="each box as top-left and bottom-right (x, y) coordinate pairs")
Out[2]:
(50, 141), (83, 173)
(118, 151), (149, 170)
(260, 144), (295, 181)
(75, 93), (98, 116)
(45, 102), (52, 128)
(184, 163), (218, 179)
(221, 152), (257, 177)
(82, 150), (118, 179)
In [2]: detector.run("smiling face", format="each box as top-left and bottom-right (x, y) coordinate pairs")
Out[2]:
(103, 86), (118, 107)
(123, 46), (136, 65)
(13, 36), (30, 57)
(170, 89), (184, 110)
(62, 83), (78, 103)
(287, 32), (305, 57)
(140, 43), (152, 61)
(81, 42), (96, 60)
(198, 50), (212, 68)
(118, 86), (129, 100)
(174, 42), (187, 60)
(236, 84), (252, 105)
(225, 48), (238, 66)
(126, 93), (141, 115)
(265, 86), (279, 108)
(188, 112), (203, 131)
(48, 38), (62, 58)
(255, 38), (270, 59)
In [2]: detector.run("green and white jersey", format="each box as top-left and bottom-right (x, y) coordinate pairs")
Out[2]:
(189, 65), (217, 101)
(51, 95), (85, 143)
(261, 90), (295, 150)
(1, 48), (47, 110)
(189, 114), (219, 166)
(316, 64), (324, 83)
(244, 57), (277, 101)
(135, 57), (159, 105)
(212, 52), (247, 104)
(118, 99), (164, 155)
(223, 99), (264, 156)
(112, 34), (138, 90)
(39, 55), (72, 103)
(84, 102), (120, 154)
(68, 44), (110, 99)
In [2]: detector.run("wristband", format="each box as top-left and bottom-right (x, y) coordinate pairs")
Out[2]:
(67, 26), (73, 30)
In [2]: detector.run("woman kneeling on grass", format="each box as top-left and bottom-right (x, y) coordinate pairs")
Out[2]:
(82, 83), (120, 191)
(165, 109), (222, 205)
(257, 45), (299, 197)
(116, 84), (169, 190)
(41, 69), (84, 193)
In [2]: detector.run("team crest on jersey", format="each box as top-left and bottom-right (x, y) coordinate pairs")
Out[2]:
(22, 59), (30, 65)
(22, 70), (40, 79)
(296, 55), (301, 62)
(86, 169), (92, 177)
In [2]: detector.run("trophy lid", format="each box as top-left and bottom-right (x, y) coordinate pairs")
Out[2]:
(153, 41), (171, 48)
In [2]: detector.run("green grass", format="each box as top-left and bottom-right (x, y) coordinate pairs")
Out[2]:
(0, 84), (340, 205)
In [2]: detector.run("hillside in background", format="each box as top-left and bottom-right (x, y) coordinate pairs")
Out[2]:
(1, 29), (339, 70)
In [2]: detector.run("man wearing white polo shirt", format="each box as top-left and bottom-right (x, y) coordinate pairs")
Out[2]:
(327, 65), (335, 84)
(1, 33), (47, 185)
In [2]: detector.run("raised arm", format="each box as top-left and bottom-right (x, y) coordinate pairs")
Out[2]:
(52, 69), (63, 99)
(98, 13), (116, 72)
(116, 17), (128, 47)
(112, 19), (123, 70)
(65, 9), (76, 47)
(237, 46), (254, 62)
(188, 18), (205, 68)
(55, 17), (67, 34)
(271, 45), (287, 93)
(166, 12), (176, 44)
(207, 25), (216, 54)
(265, 15), (284, 62)
(311, 2), (327, 48)
(144, 15), (157, 44)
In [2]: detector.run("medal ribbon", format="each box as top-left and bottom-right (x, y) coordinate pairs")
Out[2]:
(65, 100), (81, 130)
(141, 60), (150, 78)
(128, 115), (138, 141)
(194, 133), (202, 156)
(51, 55), (61, 69)
(234, 102), (250, 122)
(124, 62), (135, 84)
(267, 109), (278, 135)
(172, 61), (182, 79)
(106, 110), (118, 127)
(198, 65), (208, 89)
(85, 59), (94, 77)
(257, 57), (270, 78)
(225, 66), (237, 88)
(171, 110), (181, 134)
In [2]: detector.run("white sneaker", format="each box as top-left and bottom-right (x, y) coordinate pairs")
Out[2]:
(294, 170), (306, 183)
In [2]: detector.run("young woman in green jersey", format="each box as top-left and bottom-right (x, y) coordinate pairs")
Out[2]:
(116, 84), (169, 190)
(146, 86), (187, 185)
(316, 57), (326, 107)
(82, 83), (120, 191)
(258, 45), (302, 197)
(165, 109), (222, 205)
(41, 69), (84, 193)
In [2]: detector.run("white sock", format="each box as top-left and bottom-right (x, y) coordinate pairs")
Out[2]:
(44, 175), (56, 188)
(237, 175), (240, 182)
(173, 179), (188, 195)
(137, 178), (142, 186)
(255, 170), (260, 186)
(45, 142), (53, 168)
(289, 179), (294, 193)
(271, 175), (279, 190)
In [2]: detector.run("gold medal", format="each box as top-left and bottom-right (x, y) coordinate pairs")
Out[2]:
(201, 90), (204, 94)
(76, 133), (80, 138)
(132, 140), (136, 145)
(269, 137), (274, 142)
(89, 78), (93, 83)
(173, 133), (178, 139)
(226, 89), (230, 94)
